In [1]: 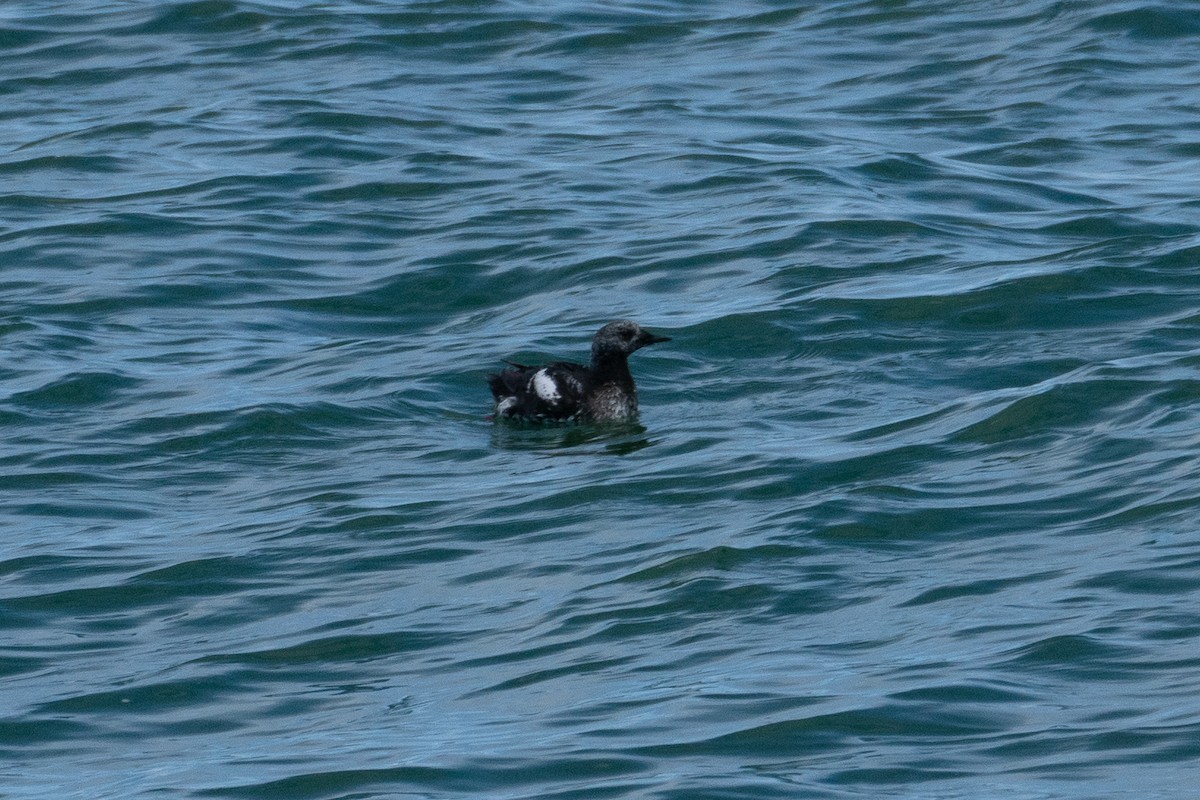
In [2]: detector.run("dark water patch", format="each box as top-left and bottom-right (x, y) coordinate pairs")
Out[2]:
(113, 402), (374, 460)
(617, 544), (817, 583)
(3, 470), (122, 490)
(1092, 492), (1200, 531)
(641, 703), (1000, 760)
(5, 501), (153, 525)
(650, 171), (771, 197)
(1087, 5), (1200, 39)
(1003, 634), (1143, 680)
(900, 570), (1063, 607)
(0, 654), (48, 679)
(1074, 562), (1200, 597)
(1032, 213), (1197, 241)
(488, 421), (654, 455)
(476, 654), (636, 695)
(729, 446), (949, 504)
(891, 682), (1036, 705)
(12, 120), (166, 148)
(0, 553), (146, 596)
(199, 756), (649, 799)
(853, 153), (945, 184)
(197, 765), (461, 800)
(982, 719), (1200, 768)
(796, 217), (955, 254)
(0, 154), (126, 175)
(682, 312), (800, 361)
(2, 555), (271, 625)
(0, 25), (52, 50)
(196, 629), (462, 668)
(1140, 241), (1200, 272)
(0, 717), (93, 753)
(949, 378), (1149, 445)
(38, 674), (242, 716)
(5, 60), (184, 92)
(9, 371), (141, 410)
(133, 0), (273, 35)
(954, 135), (1085, 169)
(815, 264), (1190, 334)
(5, 212), (206, 243)
(306, 178), (490, 203)
(825, 766), (975, 787)
(806, 501), (1012, 545)
(529, 21), (697, 55)
(258, 267), (506, 324)
(370, 19), (573, 57)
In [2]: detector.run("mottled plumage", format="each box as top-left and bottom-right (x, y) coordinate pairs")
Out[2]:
(488, 320), (670, 422)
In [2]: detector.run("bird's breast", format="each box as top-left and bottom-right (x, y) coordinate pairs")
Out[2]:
(586, 383), (637, 421)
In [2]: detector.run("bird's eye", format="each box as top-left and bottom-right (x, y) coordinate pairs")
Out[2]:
(622, 329), (634, 340)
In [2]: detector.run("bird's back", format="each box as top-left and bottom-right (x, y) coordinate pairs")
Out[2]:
(489, 360), (591, 421)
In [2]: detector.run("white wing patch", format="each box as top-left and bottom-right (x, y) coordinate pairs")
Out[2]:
(532, 369), (561, 404)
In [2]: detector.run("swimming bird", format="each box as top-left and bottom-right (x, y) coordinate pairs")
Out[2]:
(488, 320), (670, 422)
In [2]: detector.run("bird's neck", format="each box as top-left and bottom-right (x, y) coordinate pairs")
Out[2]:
(590, 352), (633, 387)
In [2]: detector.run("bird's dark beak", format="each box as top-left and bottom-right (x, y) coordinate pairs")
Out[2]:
(639, 331), (671, 347)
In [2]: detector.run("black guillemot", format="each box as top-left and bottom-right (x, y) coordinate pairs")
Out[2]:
(488, 320), (670, 422)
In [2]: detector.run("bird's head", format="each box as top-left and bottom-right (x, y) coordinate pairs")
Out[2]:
(592, 320), (671, 360)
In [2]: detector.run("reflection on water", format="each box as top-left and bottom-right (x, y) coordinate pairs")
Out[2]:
(489, 418), (653, 455)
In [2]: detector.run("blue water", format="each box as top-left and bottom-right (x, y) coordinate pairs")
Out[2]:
(4, 1), (1200, 797)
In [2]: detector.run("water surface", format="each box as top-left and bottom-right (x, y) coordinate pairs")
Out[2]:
(3, 2), (1200, 798)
